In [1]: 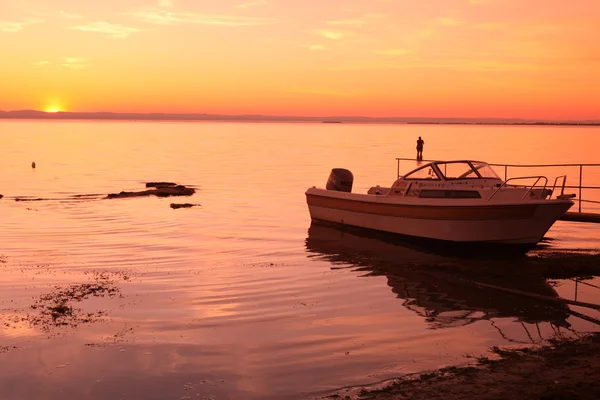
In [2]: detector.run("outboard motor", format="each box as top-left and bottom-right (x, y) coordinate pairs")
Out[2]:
(326, 168), (354, 192)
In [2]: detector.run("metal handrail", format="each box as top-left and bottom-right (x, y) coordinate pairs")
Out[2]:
(396, 157), (600, 213)
(551, 175), (567, 198)
(488, 176), (548, 201)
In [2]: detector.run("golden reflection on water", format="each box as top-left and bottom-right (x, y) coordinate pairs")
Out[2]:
(0, 121), (599, 399)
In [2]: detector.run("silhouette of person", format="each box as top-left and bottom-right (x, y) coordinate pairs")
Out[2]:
(416, 136), (425, 160)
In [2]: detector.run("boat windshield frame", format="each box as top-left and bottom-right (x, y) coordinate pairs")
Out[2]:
(403, 160), (502, 181)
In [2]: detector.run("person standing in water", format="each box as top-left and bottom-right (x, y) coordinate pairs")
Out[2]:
(416, 136), (425, 160)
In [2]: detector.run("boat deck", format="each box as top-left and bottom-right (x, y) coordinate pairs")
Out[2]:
(396, 157), (600, 224)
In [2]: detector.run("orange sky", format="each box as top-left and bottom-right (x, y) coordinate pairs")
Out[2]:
(1, 0), (599, 120)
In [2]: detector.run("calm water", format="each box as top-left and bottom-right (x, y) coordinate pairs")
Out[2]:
(1, 121), (599, 399)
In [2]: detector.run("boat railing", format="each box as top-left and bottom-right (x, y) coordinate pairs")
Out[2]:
(396, 158), (600, 213)
(488, 176), (549, 201)
(551, 175), (567, 198)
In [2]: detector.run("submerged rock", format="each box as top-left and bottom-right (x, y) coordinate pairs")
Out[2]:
(170, 203), (200, 209)
(106, 185), (195, 199)
(146, 181), (178, 188)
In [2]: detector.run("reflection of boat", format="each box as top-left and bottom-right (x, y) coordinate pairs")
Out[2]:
(305, 160), (574, 246)
(305, 223), (571, 330)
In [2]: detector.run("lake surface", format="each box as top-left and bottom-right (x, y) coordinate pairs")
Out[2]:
(1, 121), (599, 399)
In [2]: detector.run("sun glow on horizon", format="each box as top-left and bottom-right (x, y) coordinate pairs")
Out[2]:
(3, 0), (600, 120)
(44, 102), (65, 113)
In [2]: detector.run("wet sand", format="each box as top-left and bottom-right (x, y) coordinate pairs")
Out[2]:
(320, 251), (600, 400)
(325, 333), (600, 400)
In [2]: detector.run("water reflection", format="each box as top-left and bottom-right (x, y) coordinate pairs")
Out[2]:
(305, 222), (572, 332)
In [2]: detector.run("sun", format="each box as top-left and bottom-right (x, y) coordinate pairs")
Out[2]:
(43, 98), (66, 113)
(45, 105), (64, 113)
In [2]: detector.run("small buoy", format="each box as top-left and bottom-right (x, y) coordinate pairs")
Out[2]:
(31, 162), (36, 168)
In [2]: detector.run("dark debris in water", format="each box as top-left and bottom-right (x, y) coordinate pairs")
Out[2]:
(106, 183), (195, 199)
(2, 271), (129, 332)
(0, 345), (18, 353)
(29, 281), (119, 329)
(170, 203), (201, 209)
(146, 181), (177, 188)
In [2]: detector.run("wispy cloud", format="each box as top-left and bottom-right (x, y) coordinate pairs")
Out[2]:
(61, 57), (89, 69)
(326, 14), (386, 27)
(158, 0), (173, 7)
(374, 49), (408, 56)
(59, 11), (82, 19)
(327, 20), (366, 27)
(290, 88), (357, 97)
(314, 29), (351, 40)
(236, 0), (267, 8)
(68, 22), (144, 38)
(129, 11), (275, 26)
(33, 61), (49, 66)
(0, 18), (44, 33)
(437, 17), (459, 27)
(305, 44), (326, 51)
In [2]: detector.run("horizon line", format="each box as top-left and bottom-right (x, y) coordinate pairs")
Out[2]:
(0, 109), (599, 125)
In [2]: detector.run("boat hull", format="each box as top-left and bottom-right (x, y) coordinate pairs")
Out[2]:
(305, 188), (573, 245)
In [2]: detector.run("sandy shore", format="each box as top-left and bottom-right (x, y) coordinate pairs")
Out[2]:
(323, 332), (600, 400)
(319, 250), (600, 400)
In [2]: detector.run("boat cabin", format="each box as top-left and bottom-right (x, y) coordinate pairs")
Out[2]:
(368, 160), (554, 201)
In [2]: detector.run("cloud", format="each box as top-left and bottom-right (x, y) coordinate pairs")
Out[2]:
(68, 22), (144, 38)
(129, 11), (275, 26)
(0, 18), (44, 33)
(290, 88), (357, 97)
(61, 57), (89, 69)
(374, 49), (408, 56)
(437, 17), (459, 26)
(33, 61), (49, 66)
(314, 29), (351, 40)
(474, 22), (505, 30)
(236, 0), (267, 8)
(305, 44), (326, 51)
(326, 14), (386, 27)
(59, 11), (82, 19)
(158, 0), (173, 7)
(327, 20), (366, 27)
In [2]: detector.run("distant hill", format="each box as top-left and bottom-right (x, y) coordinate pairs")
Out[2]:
(0, 109), (598, 125)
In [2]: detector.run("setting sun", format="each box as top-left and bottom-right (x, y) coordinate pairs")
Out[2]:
(44, 104), (64, 113)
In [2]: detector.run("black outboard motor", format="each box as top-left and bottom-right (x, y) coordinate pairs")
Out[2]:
(326, 168), (354, 192)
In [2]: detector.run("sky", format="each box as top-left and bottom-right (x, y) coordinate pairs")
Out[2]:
(1, 0), (599, 120)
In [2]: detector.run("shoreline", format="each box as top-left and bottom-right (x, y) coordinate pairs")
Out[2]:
(322, 332), (600, 400)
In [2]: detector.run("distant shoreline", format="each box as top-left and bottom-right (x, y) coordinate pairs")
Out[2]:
(0, 110), (598, 126)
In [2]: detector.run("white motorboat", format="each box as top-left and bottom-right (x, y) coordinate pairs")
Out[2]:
(305, 160), (575, 246)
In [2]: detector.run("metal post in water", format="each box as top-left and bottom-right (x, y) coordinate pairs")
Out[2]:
(579, 165), (583, 213)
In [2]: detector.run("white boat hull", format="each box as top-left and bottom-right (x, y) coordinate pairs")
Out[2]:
(306, 188), (573, 245)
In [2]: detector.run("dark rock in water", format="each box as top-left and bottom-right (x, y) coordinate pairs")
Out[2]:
(106, 185), (195, 199)
(170, 203), (200, 209)
(0, 194), (3, 199)
(146, 181), (177, 188)
(15, 197), (46, 202)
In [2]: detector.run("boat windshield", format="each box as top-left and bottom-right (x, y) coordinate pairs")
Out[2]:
(403, 164), (441, 180)
(471, 162), (501, 179)
(436, 161), (481, 180)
